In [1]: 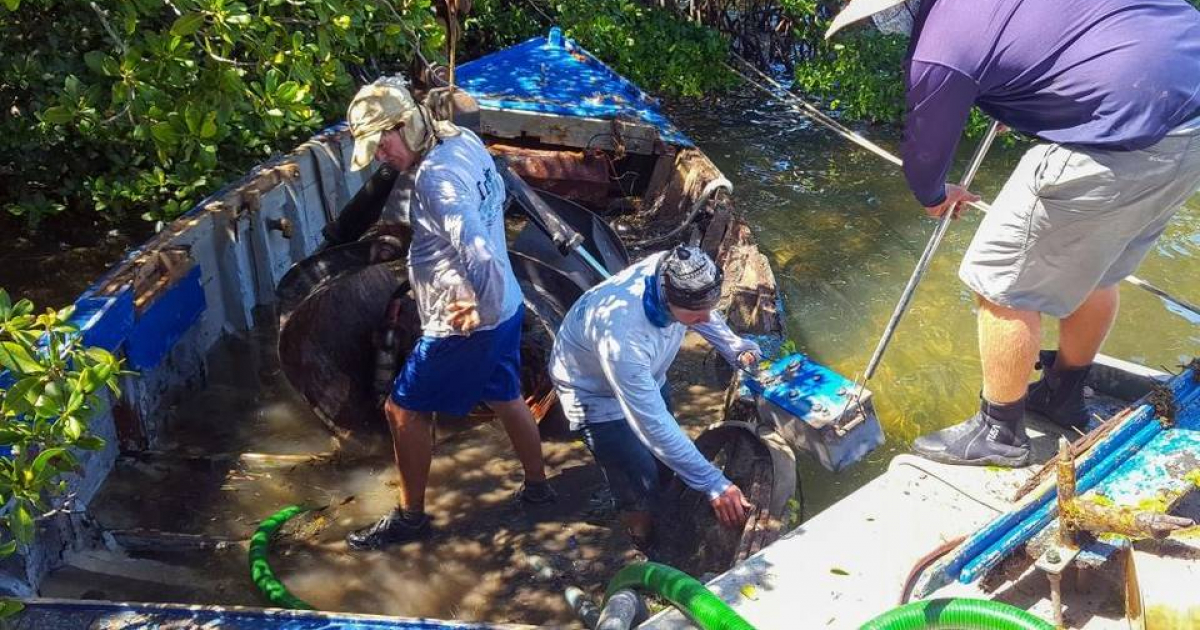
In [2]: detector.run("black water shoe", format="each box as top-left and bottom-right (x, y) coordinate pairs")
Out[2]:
(346, 508), (431, 550)
(1027, 350), (1091, 429)
(515, 480), (557, 505)
(911, 398), (1031, 467)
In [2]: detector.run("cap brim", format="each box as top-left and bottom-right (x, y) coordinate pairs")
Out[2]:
(825, 0), (906, 39)
(350, 129), (382, 171)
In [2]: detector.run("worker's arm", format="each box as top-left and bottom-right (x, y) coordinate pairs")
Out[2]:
(421, 169), (508, 331)
(900, 60), (979, 208)
(690, 311), (762, 367)
(597, 342), (731, 500)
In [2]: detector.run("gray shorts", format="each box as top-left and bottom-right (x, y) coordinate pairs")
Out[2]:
(959, 120), (1200, 318)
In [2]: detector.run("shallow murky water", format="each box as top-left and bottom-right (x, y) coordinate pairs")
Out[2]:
(666, 92), (1200, 515)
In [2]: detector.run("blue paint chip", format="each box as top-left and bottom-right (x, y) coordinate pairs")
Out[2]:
(456, 29), (693, 147)
(125, 266), (207, 370)
(71, 288), (135, 353)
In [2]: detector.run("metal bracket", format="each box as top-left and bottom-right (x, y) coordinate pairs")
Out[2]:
(1035, 543), (1081, 629)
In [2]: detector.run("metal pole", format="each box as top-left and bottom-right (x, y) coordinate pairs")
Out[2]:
(861, 120), (1002, 381)
(722, 59), (1199, 320)
(574, 247), (612, 280)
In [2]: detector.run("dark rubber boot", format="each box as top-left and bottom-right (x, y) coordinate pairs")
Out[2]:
(1027, 350), (1091, 429)
(346, 508), (431, 550)
(911, 398), (1032, 467)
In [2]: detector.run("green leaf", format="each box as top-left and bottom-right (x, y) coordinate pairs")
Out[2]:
(0, 599), (24, 617)
(11, 502), (33, 543)
(31, 448), (66, 477)
(0, 540), (17, 558)
(275, 81), (300, 103)
(78, 367), (101, 393)
(83, 51), (115, 77)
(84, 347), (113, 364)
(75, 436), (106, 451)
(199, 113), (218, 139)
(171, 13), (206, 37)
(41, 106), (74, 125)
(0, 290), (11, 320)
(2, 0), (21, 11)
(11, 300), (32, 318)
(62, 416), (84, 441)
(2, 377), (38, 416)
(0, 342), (44, 374)
(150, 122), (178, 145)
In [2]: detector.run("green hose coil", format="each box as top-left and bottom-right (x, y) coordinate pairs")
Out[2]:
(859, 598), (1054, 630)
(605, 562), (756, 630)
(249, 505), (314, 610)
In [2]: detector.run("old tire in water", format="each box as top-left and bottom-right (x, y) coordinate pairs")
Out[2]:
(277, 239), (584, 439)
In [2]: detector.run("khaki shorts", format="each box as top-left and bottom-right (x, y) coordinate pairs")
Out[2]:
(960, 120), (1200, 318)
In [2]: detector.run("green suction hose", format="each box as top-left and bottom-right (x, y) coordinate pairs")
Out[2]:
(249, 505), (314, 610)
(859, 598), (1054, 630)
(604, 562), (756, 630)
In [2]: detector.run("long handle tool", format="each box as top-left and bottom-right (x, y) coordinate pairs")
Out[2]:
(861, 120), (1002, 383)
(724, 58), (1199, 321)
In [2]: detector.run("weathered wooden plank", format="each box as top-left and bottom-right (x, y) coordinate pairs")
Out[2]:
(478, 108), (665, 155)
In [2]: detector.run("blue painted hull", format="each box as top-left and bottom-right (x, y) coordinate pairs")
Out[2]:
(11, 599), (525, 629)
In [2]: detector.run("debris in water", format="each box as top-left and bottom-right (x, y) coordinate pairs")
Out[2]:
(830, 567), (849, 576)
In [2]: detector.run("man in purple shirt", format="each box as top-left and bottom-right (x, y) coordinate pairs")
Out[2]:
(828, 0), (1200, 466)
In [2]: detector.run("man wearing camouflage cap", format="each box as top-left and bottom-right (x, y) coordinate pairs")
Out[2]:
(549, 246), (762, 550)
(343, 77), (553, 550)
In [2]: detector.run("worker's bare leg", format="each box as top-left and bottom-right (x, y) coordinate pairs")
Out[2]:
(978, 296), (1042, 404)
(1056, 285), (1119, 369)
(486, 398), (548, 483)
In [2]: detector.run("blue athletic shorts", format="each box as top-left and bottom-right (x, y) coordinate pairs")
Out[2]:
(390, 305), (524, 415)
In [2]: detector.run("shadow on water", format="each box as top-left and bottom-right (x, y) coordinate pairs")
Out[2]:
(666, 91), (1200, 516)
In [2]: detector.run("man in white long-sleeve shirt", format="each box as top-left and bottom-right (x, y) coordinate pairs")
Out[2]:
(550, 246), (761, 548)
(342, 77), (552, 550)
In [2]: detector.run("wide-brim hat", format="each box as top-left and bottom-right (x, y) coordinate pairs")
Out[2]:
(825, 0), (907, 39)
(347, 77), (424, 171)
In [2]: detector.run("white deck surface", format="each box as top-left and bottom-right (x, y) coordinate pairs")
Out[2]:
(646, 447), (1140, 629)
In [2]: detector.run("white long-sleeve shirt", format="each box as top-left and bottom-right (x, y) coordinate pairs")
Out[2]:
(408, 129), (523, 337)
(549, 253), (761, 499)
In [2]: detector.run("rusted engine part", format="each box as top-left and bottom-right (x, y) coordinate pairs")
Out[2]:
(653, 422), (796, 577)
(490, 144), (613, 207)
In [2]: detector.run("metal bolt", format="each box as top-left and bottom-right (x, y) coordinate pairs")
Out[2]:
(267, 217), (293, 239)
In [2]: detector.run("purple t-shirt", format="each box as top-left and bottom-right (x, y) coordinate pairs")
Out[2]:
(902, 0), (1200, 206)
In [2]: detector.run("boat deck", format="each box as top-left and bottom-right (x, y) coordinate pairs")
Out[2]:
(647, 357), (1200, 629)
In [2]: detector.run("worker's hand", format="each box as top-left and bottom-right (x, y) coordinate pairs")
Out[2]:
(710, 484), (753, 529)
(924, 184), (980, 220)
(446, 299), (481, 333)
